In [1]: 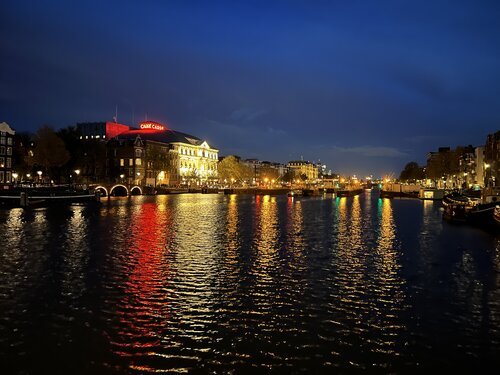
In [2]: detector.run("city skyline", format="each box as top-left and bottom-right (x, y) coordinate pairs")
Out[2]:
(1, 0), (499, 176)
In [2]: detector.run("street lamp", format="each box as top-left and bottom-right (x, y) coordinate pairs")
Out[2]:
(12, 172), (18, 185)
(37, 170), (42, 184)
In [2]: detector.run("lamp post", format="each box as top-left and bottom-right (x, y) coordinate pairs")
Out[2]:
(74, 169), (80, 187)
(37, 170), (42, 184)
(136, 172), (141, 185)
(12, 172), (18, 186)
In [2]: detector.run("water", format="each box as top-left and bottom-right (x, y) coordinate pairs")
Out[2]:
(1, 191), (499, 373)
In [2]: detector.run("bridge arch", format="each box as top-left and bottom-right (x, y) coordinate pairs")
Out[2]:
(130, 186), (142, 195)
(94, 185), (109, 197)
(110, 184), (129, 197)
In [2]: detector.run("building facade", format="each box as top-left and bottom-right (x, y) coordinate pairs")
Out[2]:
(77, 120), (218, 186)
(484, 131), (500, 187)
(475, 146), (485, 187)
(0, 122), (15, 186)
(287, 160), (318, 181)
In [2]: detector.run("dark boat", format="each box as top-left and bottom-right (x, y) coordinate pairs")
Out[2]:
(0, 186), (100, 208)
(336, 186), (363, 197)
(494, 206), (500, 228)
(442, 192), (496, 226)
(442, 193), (470, 222)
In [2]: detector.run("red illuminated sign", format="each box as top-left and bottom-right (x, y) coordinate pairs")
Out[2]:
(139, 121), (165, 131)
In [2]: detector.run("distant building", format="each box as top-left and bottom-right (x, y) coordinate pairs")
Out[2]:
(475, 146), (485, 187)
(484, 131), (500, 187)
(0, 122), (15, 186)
(287, 160), (318, 181)
(458, 145), (476, 187)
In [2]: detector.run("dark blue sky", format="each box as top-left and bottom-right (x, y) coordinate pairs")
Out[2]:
(1, 0), (499, 176)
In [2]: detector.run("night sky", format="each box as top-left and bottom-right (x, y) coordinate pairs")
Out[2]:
(1, 0), (499, 176)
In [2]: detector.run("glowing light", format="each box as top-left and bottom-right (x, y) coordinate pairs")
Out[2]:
(74, 169), (80, 175)
(139, 121), (165, 131)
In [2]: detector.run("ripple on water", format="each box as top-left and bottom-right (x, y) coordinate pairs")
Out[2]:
(0, 193), (499, 373)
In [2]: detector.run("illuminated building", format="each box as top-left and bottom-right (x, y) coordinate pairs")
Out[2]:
(485, 131), (500, 187)
(0, 122), (15, 185)
(287, 160), (318, 181)
(77, 120), (218, 186)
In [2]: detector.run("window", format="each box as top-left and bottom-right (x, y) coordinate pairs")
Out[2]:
(136, 158), (142, 166)
(0, 171), (3, 183)
(0, 157), (4, 167)
(129, 159), (133, 166)
(6, 158), (11, 168)
(6, 171), (11, 182)
(135, 149), (142, 157)
(6, 147), (12, 156)
(0, 146), (4, 155)
(0, 137), (5, 144)
(120, 158), (125, 166)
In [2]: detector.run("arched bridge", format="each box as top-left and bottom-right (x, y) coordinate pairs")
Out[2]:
(91, 183), (143, 197)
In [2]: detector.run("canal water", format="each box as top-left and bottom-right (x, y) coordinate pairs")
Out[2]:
(1, 191), (499, 373)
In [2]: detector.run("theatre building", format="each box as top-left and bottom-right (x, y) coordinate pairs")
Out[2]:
(77, 120), (218, 186)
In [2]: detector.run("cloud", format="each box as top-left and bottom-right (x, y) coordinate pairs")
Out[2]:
(331, 146), (409, 158)
(229, 108), (268, 122)
(266, 127), (286, 135)
(404, 135), (446, 144)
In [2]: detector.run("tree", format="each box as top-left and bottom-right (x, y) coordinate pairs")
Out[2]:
(399, 161), (425, 181)
(280, 169), (296, 183)
(146, 144), (170, 187)
(13, 132), (34, 177)
(29, 126), (70, 181)
(259, 165), (279, 182)
(218, 155), (252, 183)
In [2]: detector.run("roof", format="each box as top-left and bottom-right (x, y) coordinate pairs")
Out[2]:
(117, 128), (205, 146)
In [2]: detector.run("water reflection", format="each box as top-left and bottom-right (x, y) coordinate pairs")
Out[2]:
(373, 198), (406, 356)
(253, 195), (280, 283)
(0, 193), (499, 373)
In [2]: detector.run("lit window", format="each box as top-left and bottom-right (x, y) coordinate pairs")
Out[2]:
(136, 158), (141, 166)
(120, 159), (124, 166)
(129, 159), (133, 166)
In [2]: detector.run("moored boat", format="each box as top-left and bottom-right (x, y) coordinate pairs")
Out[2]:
(336, 186), (363, 197)
(494, 206), (500, 228)
(442, 192), (496, 227)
